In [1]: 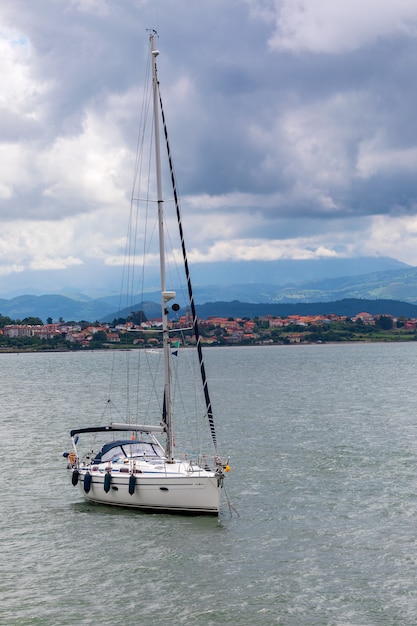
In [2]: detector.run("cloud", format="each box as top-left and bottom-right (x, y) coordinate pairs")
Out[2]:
(266, 0), (417, 54)
(357, 137), (417, 178)
(0, 0), (417, 298)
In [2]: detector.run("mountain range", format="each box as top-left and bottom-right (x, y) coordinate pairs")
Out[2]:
(2, 256), (417, 322)
(0, 255), (408, 300)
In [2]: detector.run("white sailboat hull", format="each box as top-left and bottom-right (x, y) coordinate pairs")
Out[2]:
(69, 466), (221, 514)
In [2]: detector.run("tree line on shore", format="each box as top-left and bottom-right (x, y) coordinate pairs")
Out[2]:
(0, 311), (416, 351)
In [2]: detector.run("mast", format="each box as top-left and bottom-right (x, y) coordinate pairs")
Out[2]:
(150, 32), (175, 461)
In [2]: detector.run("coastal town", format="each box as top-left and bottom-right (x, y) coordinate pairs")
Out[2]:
(0, 309), (416, 350)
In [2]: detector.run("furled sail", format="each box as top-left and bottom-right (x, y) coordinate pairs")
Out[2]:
(155, 77), (218, 454)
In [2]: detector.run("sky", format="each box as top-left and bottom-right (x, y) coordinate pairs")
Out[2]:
(1, 0), (417, 296)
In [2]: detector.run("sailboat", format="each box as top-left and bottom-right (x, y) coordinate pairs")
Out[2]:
(63, 32), (230, 515)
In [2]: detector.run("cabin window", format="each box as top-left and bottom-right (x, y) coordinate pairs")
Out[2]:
(122, 442), (162, 458)
(100, 445), (124, 463)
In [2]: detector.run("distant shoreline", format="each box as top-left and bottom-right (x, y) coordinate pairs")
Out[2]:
(0, 336), (416, 354)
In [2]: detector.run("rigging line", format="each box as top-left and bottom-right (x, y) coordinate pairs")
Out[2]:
(126, 43), (159, 318)
(124, 43), (153, 312)
(170, 367), (207, 455)
(223, 483), (240, 518)
(131, 55), (153, 306)
(163, 220), (188, 300)
(108, 44), (155, 410)
(125, 50), (160, 420)
(155, 78), (218, 453)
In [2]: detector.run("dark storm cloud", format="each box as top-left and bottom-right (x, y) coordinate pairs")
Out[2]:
(1, 0), (417, 293)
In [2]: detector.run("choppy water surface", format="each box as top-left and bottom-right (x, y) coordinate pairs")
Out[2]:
(2, 343), (417, 625)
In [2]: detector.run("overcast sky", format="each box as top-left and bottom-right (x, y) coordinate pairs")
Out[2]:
(1, 0), (417, 295)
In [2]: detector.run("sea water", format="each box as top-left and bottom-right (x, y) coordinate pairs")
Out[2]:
(2, 343), (417, 625)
